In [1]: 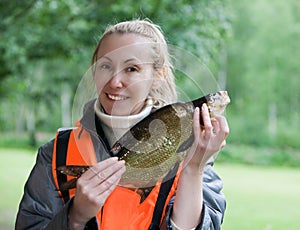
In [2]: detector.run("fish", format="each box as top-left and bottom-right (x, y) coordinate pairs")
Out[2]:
(56, 165), (90, 191)
(57, 91), (230, 189)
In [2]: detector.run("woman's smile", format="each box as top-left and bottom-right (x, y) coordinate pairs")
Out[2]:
(106, 93), (129, 101)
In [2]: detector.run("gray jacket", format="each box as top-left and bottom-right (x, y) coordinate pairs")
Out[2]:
(15, 101), (226, 230)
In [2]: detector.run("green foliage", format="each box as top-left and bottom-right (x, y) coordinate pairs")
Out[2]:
(0, 0), (231, 133)
(0, 132), (53, 149)
(1, 0), (299, 156)
(226, 0), (300, 149)
(218, 144), (300, 167)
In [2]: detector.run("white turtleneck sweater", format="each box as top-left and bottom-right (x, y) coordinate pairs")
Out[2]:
(94, 99), (153, 147)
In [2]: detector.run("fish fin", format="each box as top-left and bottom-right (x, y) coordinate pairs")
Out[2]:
(57, 165), (78, 177)
(176, 134), (194, 153)
(59, 178), (77, 191)
(57, 165), (90, 177)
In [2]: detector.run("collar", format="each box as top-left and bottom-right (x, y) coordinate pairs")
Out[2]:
(94, 98), (153, 130)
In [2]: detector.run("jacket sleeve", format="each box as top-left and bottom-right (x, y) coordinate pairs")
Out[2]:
(15, 141), (72, 230)
(164, 162), (226, 230)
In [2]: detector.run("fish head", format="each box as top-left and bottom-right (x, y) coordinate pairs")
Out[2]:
(206, 91), (230, 115)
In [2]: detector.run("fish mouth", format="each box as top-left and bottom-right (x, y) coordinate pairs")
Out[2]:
(214, 91), (231, 107)
(207, 91), (230, 115)
(221, 98), (231, 107)
(217, 91), (231, 104)
(107, 93), (129, 101)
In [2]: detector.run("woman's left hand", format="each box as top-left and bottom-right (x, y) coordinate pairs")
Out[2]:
(184, 103), (229, 172)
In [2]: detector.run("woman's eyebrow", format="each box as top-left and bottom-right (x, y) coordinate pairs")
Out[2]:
(124, 58), (154, 65)
(124, 58), (138, 64)
(98, 56), (113, 62)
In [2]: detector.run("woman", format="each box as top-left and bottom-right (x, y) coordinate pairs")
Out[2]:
(16, 19), (229, 230)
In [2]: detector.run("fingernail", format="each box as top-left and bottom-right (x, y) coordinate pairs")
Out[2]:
(118, 160), (125, 165)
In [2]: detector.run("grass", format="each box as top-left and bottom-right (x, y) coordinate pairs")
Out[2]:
(214, 163), (300, 230)
(1, 148), (300, 229)
(0, 148), (36, 229)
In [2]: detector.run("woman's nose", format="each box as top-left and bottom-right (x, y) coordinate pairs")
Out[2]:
(108, 71), (124, 88)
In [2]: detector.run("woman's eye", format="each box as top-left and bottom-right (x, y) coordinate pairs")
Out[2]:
(126, 66), (138, 72)
(99, 64), (112, 70)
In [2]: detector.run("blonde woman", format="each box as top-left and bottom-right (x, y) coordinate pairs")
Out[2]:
(16, 19), (229, 230)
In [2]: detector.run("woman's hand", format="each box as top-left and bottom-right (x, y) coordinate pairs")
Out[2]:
(69, 157), (125, 229)
(172, 104), (229, 229)
(184, 103), (229, 172)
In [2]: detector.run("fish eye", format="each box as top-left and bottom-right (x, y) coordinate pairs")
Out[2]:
(208, 97), (215, 104)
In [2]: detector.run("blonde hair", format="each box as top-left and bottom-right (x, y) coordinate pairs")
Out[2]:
(91, 19), (177, 108)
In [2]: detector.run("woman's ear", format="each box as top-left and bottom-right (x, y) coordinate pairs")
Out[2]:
(152, 66), (167, 89)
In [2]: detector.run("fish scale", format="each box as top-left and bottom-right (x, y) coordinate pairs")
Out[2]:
(118, 105), (192, 161)
(114, 104), (194, 187)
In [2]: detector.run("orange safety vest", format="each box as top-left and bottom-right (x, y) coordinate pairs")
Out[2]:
(52, 124), (181, 229)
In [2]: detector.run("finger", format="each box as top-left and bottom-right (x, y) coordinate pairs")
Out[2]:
(94, 175), (121, 207)
(77, 161), (125, 198)
(96, 160), (125, 182)
(220, 140), (226, 149)
(201, 104), (213, 137)
(211, 116), (229, 149)
(96, 163), (126, 195)
(211, 117), (220, 135)
(214, 115), (229, 137)
(193, 107), (201, 140)
(83, 157), (119, 179)
(85, 160), (125, 190)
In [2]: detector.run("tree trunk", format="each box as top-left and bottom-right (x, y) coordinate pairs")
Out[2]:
(61, 83), (71, 127)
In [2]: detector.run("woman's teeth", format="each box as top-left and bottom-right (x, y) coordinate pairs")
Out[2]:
(107, 94), (127, 101)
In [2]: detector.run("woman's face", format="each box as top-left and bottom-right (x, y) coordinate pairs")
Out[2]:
(94, 33), (156, 116)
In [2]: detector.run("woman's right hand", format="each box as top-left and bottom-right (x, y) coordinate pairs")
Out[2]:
(69, 157), (126, 229)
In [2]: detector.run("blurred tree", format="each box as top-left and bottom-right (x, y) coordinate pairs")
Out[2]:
(226, 0), (300, 148)
(0, 0), (231, 146)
